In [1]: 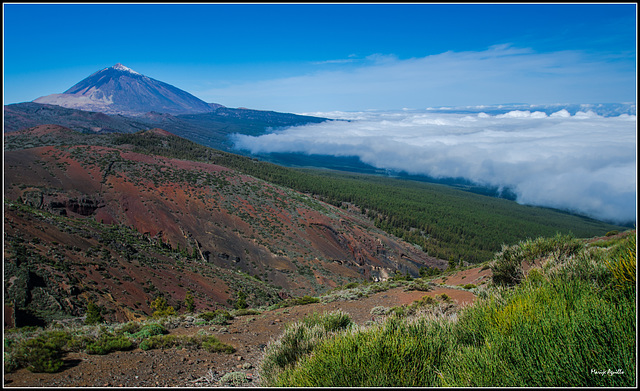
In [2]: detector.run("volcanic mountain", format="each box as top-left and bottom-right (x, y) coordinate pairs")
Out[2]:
(33, 63), (218, 115)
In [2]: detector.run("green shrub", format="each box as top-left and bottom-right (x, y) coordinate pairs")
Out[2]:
(131, 323), (167, 339)
(300, 310), (352, 332)
(19, 341), (65, 373)
(259, 310), (353, 386)
(492, 234), (583, 286)
(234, 291), (248, 310)
(370, 306), (391, 316)
(491, 244), (525, 286)
(269, 316), (455, 387)
(404, 278), (432, 291)
(11, 331), (70, 373)
(150, 296), (176, 318)
(199, 309), (233, 325)
(444, 277), (635, 387)
(66, 334), (95, 352)
(139, 335), (181, 351)
(436, 293), (451, 302)
(462, 284), (477, 290)
(86, 334), (133, 355)
(200, 309), (233, 321)
(116, 322), (142, 336)
(604, 233), (636, 289)
(184, 291), (195, 313)
(84, 301), (105, 325)
(220, 371), (248, 386)
(201, 335), (236, 354)
(274, 295), (320, 309)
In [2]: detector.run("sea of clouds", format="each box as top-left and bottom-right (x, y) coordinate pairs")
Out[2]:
(233, 105), (636, 224)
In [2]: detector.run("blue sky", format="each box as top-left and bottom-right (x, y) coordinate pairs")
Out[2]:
(3, 3), (637, 112)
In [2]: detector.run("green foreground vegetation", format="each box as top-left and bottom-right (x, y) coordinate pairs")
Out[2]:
(112, 131), (626, 263)
(259, 232), (636, 387)
(4, 232), (635, 387)
(3, 310), (242, 374)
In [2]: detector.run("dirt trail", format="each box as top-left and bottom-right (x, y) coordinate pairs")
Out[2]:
(4, 268), (488, 388)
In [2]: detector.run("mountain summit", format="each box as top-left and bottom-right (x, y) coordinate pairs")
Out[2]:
(34, 63), (218, 115)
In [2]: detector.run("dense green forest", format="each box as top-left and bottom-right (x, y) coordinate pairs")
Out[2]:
(112, 131), (626, 263)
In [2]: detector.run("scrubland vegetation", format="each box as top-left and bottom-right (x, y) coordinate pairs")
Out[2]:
(258, 231), (636, 387)
(3, 311), (241, 374)
(3, 210), (635, 386)
(112, 131), (626, 263)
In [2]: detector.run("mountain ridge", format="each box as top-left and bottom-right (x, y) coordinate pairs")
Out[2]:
(34, 63), (217, 115)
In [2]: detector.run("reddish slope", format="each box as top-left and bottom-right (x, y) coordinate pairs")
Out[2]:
(4, 143), (446, 323)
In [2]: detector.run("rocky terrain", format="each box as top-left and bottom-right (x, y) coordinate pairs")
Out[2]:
(4, 125), (445, 327)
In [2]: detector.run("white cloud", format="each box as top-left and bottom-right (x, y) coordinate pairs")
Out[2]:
(233, 109), (637, 224)
(198, 45), (635, 112)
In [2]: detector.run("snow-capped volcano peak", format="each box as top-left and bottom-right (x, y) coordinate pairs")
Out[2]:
(111, 63), (140, 75)
(33, 63), (216, 115)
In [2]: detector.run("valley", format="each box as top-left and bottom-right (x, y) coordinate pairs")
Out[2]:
(3, 61), (635, 388)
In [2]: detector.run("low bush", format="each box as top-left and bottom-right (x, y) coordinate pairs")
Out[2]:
(11, 331), (70, 373)
(269, 316), (456, 387)
(201, 335), (236, 354)
(370, 306), (391, 316)
(130, 323), (167, 339)
(403, 278), (432, 292)
(273, 295), (320, 309)
(116, 322), (142, 335)
(85, 334), (134, 355)
(492, 234), (583, 286)
(259, 310), (353, 386)
(491, 244), (525, 286)
(198, 309), (233, 321)
(220, 371), (248, 386)
(300, 310), (352, 332)
(199, 309), (233, 325)
(604, 233), (636, 289)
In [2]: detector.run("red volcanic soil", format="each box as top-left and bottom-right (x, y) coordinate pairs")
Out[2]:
(3, 284), (478, 388)
(4, 144), (447, 304)
(432, 265), (492, 287)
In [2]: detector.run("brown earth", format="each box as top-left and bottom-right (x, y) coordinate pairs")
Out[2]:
(4, 134), (446, 325)
(2, 284), (477, 388)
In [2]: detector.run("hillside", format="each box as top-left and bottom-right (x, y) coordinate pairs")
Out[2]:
(99, 129), (625, 262)
(3, 102), (328, 152)
(3, 126), (442, 326)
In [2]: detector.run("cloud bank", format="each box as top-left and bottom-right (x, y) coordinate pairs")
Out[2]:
(233, 108), (637, 224)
